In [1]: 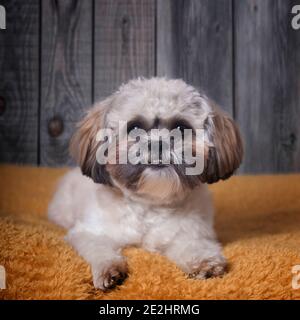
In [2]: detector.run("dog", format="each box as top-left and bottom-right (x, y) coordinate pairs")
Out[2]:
(48, 78), (243, 290)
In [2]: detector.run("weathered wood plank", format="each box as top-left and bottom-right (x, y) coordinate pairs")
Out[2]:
(235, 0), (300, 173)
(40, 0), (93, 166)
(94, 0), (156, 101)
(0, 0), (39, 164)
(157, 0), (233, 115)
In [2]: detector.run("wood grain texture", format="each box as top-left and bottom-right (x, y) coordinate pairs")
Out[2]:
(40, 0), (92, 166)
(1, 0), (300, 173)
(94, 0), (155, 101)
(0, 0), (39, 164)
(157, 0), (233, 114)
(235, 0), (300, 173)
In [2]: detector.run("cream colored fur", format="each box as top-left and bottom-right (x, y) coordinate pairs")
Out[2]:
(49, 78), (242, 290)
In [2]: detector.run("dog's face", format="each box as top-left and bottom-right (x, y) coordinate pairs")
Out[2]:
(70, 78), (243, 204)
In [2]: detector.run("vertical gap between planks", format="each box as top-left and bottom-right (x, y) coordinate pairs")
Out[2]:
(37, 0), (42, 165)
(154, 0), (158, 77)
(92, 0), (95, 104)
(231, 0), (236, 120)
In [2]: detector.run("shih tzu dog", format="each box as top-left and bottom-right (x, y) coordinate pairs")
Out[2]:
(48, 78), (243, 290)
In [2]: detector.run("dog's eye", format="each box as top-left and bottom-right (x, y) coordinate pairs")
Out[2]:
(172, 121), (193, 134)
(127, 122), (144, 134)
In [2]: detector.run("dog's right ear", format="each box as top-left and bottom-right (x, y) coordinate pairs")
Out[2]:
(70, 97), (113, 185)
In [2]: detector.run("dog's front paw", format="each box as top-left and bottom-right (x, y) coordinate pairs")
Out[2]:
(189, 256), (227, 279)
(92, 259), (128, 291)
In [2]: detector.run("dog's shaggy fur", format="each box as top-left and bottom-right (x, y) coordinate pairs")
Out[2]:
(48, 78), (243, 290)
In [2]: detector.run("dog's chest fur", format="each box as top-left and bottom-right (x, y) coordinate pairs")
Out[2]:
(49, 168), (214, 254)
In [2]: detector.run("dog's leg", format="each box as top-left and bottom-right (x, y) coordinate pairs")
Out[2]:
(66, 226), (128, 290)
(164, 235), (227, 279)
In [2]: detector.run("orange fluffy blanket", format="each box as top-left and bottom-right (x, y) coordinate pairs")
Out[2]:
(0, 165), (300, 300)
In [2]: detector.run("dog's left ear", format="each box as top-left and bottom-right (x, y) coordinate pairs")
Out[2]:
(70, 97), (113, 185)
(201, 104), (243, 184)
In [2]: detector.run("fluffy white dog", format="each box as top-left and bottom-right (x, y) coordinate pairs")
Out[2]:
(48, 78), (243, 290)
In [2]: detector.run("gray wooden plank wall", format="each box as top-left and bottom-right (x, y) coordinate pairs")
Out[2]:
(0, 0), (299, 173)
(235, 0), (300, 173)
(0, 0), (40, 164)
(41, 0), (93, 166)
(157, 0), (233, 115)
(94, 0), (155, 101)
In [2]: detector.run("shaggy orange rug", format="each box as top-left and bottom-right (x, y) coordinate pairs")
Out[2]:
(0, 165), (300, 300)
